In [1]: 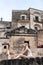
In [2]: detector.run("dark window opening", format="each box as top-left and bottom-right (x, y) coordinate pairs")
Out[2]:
(37, 45), (43, 48)
(4, 46), (7, 49)
(22, 16), (25, 20)
(22, 26), (25, 28)
(6, 27), (11, 29)
(35, 16), (39, 21)
(35, 27), (38, 30)
(29, 17), (30, 20)
(24, 41), (30, 48)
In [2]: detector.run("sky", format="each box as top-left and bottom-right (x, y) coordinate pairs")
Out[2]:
(0, 0), (43, 21)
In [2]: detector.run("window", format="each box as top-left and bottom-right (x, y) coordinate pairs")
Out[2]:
(24, 41), (30, 48)
(35, 27), (38, 30)
(22, 16), (25, 20)
(20, 14), (27, 20)
(6, 27), (10, 29)
(37, 45), (43, 48)
(4, 46), (7, 49)
(34, 24), (41, 30)
(24, 41), (29, 43)
(35, 16), (39, 21)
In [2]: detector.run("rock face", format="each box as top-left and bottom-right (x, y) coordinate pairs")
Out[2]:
(0, 58), (43, 65)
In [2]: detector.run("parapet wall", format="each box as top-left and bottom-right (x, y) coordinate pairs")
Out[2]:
(0, 58), (43, 65)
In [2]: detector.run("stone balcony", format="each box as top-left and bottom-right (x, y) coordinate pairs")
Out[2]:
(18, 20), (30, 23)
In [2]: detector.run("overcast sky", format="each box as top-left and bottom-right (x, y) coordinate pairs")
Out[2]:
(0, 0), (43, 21)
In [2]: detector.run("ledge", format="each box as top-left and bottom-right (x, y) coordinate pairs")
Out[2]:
(0, 57), (43, 65)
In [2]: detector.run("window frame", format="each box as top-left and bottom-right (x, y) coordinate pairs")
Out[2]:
(35, 16), (39, 21)
(34, 26), (38, 30)
(20, 14), (27, 20)
(34, 14), (41, 21)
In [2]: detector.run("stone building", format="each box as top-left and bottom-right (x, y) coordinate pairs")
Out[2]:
(0, 18), (11, 60)
(6, 8), (43, 59)
(12, 8), (43, 30)
(0, 8), (43, 60)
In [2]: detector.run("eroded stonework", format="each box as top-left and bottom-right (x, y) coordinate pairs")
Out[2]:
(0, 8), (43, 60)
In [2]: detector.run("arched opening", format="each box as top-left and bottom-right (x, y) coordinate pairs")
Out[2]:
(24, 41), (30, 48)
(4, 46), (7, 49)
(34, 24), (41, 31)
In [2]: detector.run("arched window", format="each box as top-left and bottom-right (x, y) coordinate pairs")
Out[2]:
(35, 27), (38, 30)
(34, 24), (41, 30)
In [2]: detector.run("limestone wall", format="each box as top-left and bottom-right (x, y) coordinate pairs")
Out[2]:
(38, 30), (43, 46)
(9, 35), (37, 59)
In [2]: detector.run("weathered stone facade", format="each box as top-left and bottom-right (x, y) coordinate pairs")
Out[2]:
(12, 8), (43, 30)
(0, 8), (43, 60)
(38, 30), (43, 47)
(10, 8), (43, 58)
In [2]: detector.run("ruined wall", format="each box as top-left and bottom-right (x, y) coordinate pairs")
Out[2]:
(10, 35), (36, 48)
(38, 30), (43, 46)
(9, 35), (37, 59)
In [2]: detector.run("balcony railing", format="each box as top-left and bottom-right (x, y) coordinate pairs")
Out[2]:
(18, 20), (30, 24)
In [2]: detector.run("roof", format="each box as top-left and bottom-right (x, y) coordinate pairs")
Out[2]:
(5, 26), (36, 36)
(12, 8), (43, 13)
(0, 21), (11, 24)
(29, 8), (43, 12)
